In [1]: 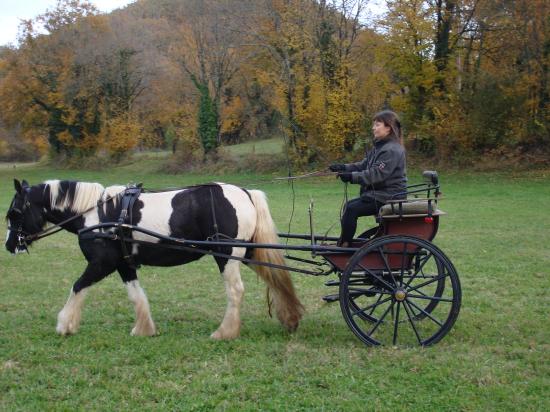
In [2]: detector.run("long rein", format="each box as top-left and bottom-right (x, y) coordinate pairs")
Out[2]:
(24, 172), (345, 247)
(22, 181), (267, 245)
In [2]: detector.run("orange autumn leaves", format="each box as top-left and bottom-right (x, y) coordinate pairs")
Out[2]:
(0, 0), (548, 164)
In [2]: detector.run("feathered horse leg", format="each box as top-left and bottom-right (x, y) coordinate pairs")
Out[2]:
(56, 289), (88, 335)
(118, 265), (156, 336)
(57, 262), (114, 335)
(211, 256), (245, 340)
(125, 280), (156, 336)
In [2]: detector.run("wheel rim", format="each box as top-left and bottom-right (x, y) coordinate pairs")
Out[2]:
(339, 236), (461, 347)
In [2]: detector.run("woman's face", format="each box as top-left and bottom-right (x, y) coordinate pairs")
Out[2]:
(372, 120), (391, 140)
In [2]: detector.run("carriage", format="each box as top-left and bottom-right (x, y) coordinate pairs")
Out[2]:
(5, 171), (460, 347)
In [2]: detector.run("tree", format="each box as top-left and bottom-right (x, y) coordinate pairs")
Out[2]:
(313, 0), (365, 156)
(168, 0), (241, 155)
(0, 0), (149, 158)
(0, 1), (100, 156)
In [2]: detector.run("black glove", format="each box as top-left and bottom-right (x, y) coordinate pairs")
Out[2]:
(338, 172), (353, 183)
(329, 163), (346, 172)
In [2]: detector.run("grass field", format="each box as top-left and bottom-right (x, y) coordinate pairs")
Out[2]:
(222, 137), (284, 157)
(0, 159), (549, 411)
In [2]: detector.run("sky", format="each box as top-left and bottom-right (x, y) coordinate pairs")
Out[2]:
(0, 0), (135, 46)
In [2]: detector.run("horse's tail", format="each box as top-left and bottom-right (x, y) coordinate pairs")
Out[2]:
(248, 190), (304, 332)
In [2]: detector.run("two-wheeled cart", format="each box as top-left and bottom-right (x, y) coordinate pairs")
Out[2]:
(80, 171), (461, 347)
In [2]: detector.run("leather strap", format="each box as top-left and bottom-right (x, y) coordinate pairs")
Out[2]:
(116, 184), (143, 269)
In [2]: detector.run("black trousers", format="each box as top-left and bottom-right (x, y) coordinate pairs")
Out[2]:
(340, 197), (383, 243)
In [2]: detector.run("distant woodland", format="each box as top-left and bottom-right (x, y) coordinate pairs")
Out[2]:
(0, 0), (548, 167)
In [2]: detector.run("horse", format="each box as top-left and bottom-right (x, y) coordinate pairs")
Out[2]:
(5, 179), (304, 339)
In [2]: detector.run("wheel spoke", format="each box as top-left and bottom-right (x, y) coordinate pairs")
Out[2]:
(367, 294), (384, 316)
(405, 300), (421, 318)
(410, 286), (429, 297)
(369, 301), (394, 336)
(350, 295), (392, 318)
(399, 241), (408, 287)
(406, 272), (448, 294)
(407, 294), (453, 303)
(357, 263), (395, 290)
(404, 251), (433, 288)
(392, 302), (401, 345)
(351, 306), (379, 323)
(377, 246), (392, 273)
(349, 295), (380, 323)
(406, 298), (444, 327)
(377, 246), (399, 287)
(403, 301), (423, 345)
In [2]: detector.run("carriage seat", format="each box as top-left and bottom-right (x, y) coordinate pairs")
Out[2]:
(379, 200), (445, 219)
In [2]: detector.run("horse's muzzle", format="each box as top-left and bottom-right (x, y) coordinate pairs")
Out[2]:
(5, 230), (27, 255)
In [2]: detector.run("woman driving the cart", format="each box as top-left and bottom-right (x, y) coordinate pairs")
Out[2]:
(330, 110), (407, 248)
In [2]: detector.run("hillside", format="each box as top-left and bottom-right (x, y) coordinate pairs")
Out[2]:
(0, 0), (548, 165)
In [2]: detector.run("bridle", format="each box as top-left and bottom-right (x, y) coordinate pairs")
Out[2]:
(7, 187), (121, 251)
(6, 188), (33, 251)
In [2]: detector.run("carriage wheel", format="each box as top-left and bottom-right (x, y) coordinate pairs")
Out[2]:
(339, 235), (461, 347)
(345, 238), (446, 322)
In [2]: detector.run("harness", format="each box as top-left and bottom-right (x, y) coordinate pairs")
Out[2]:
(110, 183), (224, 268)
(115, 184), (143, 269)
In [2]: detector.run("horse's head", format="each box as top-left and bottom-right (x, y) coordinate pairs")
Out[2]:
(5, 179), (47, 254)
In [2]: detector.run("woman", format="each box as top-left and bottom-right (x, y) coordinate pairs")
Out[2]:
(330, 110), (407, 247)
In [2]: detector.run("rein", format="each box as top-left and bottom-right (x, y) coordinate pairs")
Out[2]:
(13, 172), (345, 252)
(274, 170), (337, 180)
(18, 182), (228, 248)
(22, 192), (121, 246)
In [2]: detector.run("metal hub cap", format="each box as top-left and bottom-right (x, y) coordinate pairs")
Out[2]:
(394, 289), (407, 301)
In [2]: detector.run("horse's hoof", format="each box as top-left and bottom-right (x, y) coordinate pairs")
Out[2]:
(130, 324), (156, 337)
(56, 313), (77, 336)
(210, 329), (239, 340)
(56, 324), (74, 336)
(55, 321), (78, 336)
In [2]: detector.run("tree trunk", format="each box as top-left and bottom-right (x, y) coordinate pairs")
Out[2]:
(434, 0), (456, 92)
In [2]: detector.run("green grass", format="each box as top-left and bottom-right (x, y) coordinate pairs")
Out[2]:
(0, 161), (549, 411)
(222, 137), (284, 156)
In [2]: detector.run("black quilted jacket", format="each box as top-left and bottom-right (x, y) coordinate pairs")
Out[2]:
(344, 138), (407, 203)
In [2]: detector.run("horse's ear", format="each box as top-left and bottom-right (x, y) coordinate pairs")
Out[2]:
(21, 180), (29, 189)
(14, 179), (22, 194)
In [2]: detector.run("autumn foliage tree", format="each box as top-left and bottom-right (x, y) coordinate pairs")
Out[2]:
(0, 0), (547, 166)
(0, 0), (144, 160)
(381, 0), (549, 160)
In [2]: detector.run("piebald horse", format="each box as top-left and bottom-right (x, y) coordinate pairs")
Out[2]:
(5, 179), (304, 339)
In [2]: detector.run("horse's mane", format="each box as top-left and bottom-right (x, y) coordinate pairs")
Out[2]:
(45, 180), (125, 213)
